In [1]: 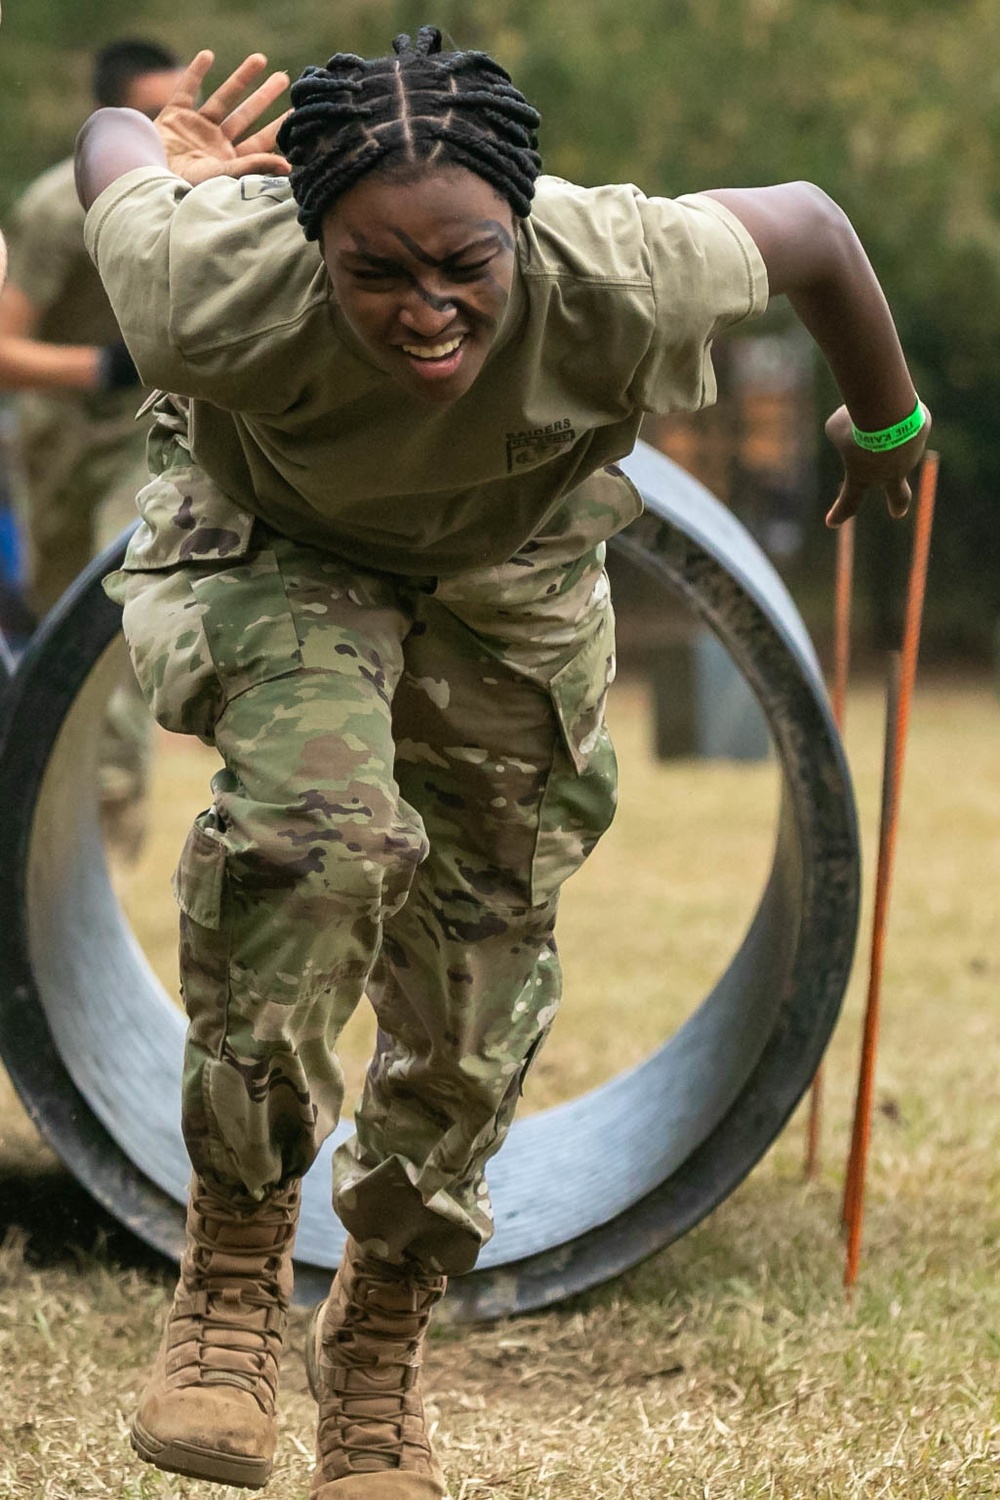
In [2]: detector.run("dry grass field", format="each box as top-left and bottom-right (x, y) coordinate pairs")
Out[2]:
(0, 671), (997, 1498)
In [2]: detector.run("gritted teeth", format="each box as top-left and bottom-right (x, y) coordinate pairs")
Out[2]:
(402, 336), (464, 360)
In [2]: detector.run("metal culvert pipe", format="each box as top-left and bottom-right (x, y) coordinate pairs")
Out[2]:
(0, 441), (859, 1318)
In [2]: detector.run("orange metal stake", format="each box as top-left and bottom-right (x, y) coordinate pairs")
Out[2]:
(805, 518), (855, 1179)
(831, 519), (856, 731)
(842, 451), (939, 1288)
(842, 653), (902, 1271)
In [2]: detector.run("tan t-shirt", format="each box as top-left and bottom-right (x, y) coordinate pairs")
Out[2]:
(9, 156), (123, 347)
(86, 168), (767, 575)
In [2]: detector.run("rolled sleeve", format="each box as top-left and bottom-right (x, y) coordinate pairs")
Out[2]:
(633, 191), (769, 415)
(84, 168), (328, 413)
(84, 167), (192, 390)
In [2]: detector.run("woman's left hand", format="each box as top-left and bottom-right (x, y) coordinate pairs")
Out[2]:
(823, 402), (932, 528)
(155, 50), (291, 185)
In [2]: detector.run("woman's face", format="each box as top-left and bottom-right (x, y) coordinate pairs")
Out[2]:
(321, 165), (517, 406)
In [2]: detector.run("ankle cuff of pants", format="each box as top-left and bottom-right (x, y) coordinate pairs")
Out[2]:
(334, 1154), (483, 1276)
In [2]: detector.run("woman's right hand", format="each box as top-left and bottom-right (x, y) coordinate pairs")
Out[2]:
(154, 50), (291, 185)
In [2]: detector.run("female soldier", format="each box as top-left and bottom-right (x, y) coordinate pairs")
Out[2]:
(76, 29), (929, 1499)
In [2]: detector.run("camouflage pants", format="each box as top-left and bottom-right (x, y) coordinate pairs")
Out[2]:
(110, 481), (623, 1274)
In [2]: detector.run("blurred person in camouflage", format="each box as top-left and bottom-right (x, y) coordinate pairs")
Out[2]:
(0, 8), (14, 637)
(0, 0), (4, 291)
(0, 37), (182, 849)
(75, 30), (930, 1499)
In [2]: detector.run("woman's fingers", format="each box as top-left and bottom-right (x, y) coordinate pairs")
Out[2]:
(885, 480), (912, 520)
(165, 50), (216, 113)
(220, 72), (290, 143)
(826, 475), (914, 528)
(198, 53), (273, 125)
(155, 53), (292, 182)
(224, 150), (293, 179)
(233, 112), (292, 163)
(825, 480), (862, 529)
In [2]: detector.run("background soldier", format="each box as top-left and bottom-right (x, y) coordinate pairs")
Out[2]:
(0, 37), (182, 850)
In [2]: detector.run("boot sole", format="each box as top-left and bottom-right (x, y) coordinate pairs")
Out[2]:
(130, 1415), (272, 1489)
(305, 1296), (326, 1402)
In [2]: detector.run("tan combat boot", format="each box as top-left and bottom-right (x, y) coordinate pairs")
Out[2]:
(306, 1237), (449, 1498)
(130, 1175), (300, 1488)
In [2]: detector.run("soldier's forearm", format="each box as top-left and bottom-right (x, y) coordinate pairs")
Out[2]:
(703, 181), (917, 432)
(0, 336), (102, 392)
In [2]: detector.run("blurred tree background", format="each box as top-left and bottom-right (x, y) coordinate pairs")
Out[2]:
(2, 0), (998, 658)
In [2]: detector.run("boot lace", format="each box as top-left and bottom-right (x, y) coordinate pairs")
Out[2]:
(316, 1256), (444, 1473)
(172, 1179), (299, 1412)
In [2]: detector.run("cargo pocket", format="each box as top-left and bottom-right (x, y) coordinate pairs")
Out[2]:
(531, 603), (619, 905)
(188, 548), (303, 705)
(102, 449), (262, 736)
(115, 565), (224, 737)
(173, 813), (228, 930)
(547, 603), (617, 773)
(172, 806), (234, 1056)
(115, 548), (302, 739)
(105, 461), (257, 586)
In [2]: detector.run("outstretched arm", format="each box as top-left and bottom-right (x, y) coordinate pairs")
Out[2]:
(703, 181), (929, 527)
(0, 281), (109, 392)
(75, 50), (290, 210)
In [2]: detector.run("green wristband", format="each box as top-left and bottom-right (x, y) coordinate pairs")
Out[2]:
(851, 399), (925, 453)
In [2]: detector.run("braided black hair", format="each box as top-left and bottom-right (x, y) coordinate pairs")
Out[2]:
(277, 25), (542, 242)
